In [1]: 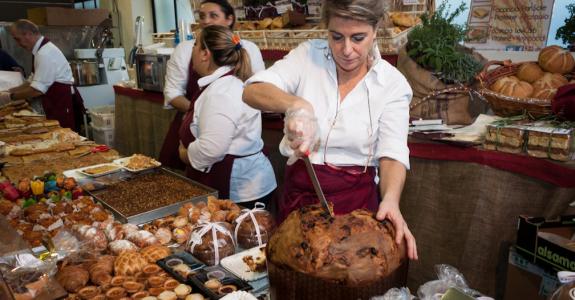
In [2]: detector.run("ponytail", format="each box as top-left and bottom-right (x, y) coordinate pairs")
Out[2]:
(200, 25), (253, 81)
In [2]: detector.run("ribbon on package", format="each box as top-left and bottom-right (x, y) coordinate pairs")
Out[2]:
(234, 202), (266, 247)
(188, 221), (235, 265)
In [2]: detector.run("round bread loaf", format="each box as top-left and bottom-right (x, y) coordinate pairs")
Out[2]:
(497, 79), (533, 98)
(517, 62), (544, 83)
(267, 204), (406, 287)
(490, 76), (518, 93)
(532, 72), (568, 90)
(531, 88), (556, 101)
(234, 210), (275, 249)
(538, 45), (575, 74)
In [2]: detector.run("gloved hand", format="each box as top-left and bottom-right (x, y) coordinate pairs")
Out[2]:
(0, 92), (11, 105)
(283, 103), (320, 165)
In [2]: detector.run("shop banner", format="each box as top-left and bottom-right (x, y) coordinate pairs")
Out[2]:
(465, 0), (555, 51)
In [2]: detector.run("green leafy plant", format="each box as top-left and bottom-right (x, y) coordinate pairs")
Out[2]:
(406, 1), (483, 84)
(556, 3), (575, 48)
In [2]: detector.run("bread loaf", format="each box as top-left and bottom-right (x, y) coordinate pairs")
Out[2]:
(517, 62), (544, 83)
(531, 88), (557, 100)
(497, 78), (534, 98)
(538, 45), (575, 74)
(268, 204), (406, 287)
(490, 76), (518, 93)
(532, 72), (568, 90)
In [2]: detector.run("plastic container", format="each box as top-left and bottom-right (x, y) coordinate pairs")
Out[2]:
(91, 123), (114, 147)
(89, 105), (115, 129)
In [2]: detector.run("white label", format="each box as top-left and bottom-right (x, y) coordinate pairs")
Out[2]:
(276, 3), (293, 14)
(403, 0), (420, 5)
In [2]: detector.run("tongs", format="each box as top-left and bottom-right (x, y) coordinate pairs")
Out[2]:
(75, 145), (111, 158)
(302, 154), (334, 217)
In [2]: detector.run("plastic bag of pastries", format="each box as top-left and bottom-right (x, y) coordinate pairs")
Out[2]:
(188, 221), (235, 265)
(233, 203), (275, 249)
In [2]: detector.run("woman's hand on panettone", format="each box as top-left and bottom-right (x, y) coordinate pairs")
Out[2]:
(284, 100), (320, 164)
(376, 199), (418, 260)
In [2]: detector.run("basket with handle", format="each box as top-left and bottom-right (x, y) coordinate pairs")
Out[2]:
(477, 60), (553, 118)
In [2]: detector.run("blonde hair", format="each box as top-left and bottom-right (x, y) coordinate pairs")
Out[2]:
(200, 25), (252, 81)
(321, 0), (385, 28)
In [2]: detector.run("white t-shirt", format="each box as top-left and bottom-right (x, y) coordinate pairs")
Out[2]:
(247, 39), (412, 169)
(29, 37), (74, 94)
(187, 66), (277, 202)
(164, 39), (264, 107)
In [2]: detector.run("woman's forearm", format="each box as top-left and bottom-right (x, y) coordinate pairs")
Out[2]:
(378, 158), (406, 203)
(169, 96), (191, 113)
(243, 82), (303, 113)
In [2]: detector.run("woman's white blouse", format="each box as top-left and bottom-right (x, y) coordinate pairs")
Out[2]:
(246, 39), (413, 169)
(187, 66), (276, 202)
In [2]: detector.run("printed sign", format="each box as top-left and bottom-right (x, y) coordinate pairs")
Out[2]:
(465, 0), (555, 51)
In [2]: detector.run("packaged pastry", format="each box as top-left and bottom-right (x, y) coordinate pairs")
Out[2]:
(484, 123), (527, 154)
(525, 122), (575, 161)
(188, 222), (235, 266)
(233, 203), (275, 249)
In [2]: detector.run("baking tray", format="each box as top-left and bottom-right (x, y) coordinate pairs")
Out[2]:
(87, 168), (218, 224)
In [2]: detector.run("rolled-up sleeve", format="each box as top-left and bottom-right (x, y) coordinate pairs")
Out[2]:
(374, 77), (412, 170)
(163, 42), (193, 107)
(29, 53), (57, 94)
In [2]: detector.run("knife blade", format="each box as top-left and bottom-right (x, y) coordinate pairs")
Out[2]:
(302, 156), (333, 217)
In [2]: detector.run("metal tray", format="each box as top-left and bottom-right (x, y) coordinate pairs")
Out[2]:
(87, 168), (218, 224)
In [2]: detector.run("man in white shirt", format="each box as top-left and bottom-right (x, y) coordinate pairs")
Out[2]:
(0, 19), (83, 130)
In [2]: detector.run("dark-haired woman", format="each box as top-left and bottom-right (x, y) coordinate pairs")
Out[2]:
(160, 0), (264, 170)
(178, 25), (275, 208)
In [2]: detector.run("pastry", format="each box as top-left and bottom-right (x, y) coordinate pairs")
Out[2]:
(111, 275), (127, 287)
(267, 204), (406, 287)
(532, 72), (568, 90)
(122, 280), (144, 293)
(163, 279), (180, 290)
(105, 286), (127, 299)
(78, 286), (99, 299)
(257, 18), (273, 30)
(185, 294), (205, 300)
(218, 284), (237, 294)
(174, 284), (192, 298)
(143, 264), (162, 275)
(234, 209), (275, 249)
(89, 255), (115, 286)
(155, 227), (173, 245)
(114, 251), (148, 276)
(147, 276), (166, 288)
(158, 291), (177, 300)
(127, 230), (159, 248)
(140, 244), (171, 263)
(132, 291), (150, 299)
(189, 222), (235, 266)
(149, 287), (166, 296)
(109, 240), (139, 255)
(204, 279), (221, 291)
(56, 265), (90, 293)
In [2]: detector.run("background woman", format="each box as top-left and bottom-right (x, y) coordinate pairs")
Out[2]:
(178, 25), (276, 208)
(243, 0), (417, 259)
(160, 0), (264, 170)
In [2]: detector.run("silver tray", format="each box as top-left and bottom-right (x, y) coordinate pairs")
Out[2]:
(87, 168), (218, 224)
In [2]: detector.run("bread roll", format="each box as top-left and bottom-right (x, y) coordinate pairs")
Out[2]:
(257, 18), (273, 30)
(490, 76), (518, 93)
(538, 45), (575, 74)
(531, 88), (556, 100)
(517, 62), (544, 83)
(532, 72), (568, 90)
(498, 79), (533, 98)
(271, 16), (284, 29)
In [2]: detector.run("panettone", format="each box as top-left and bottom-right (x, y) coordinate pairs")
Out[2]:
(234, 209), (275, 249)
(114, 251), (148, 276)
(516, 62), (544, 83)
(189, 222), (235, 266)
(267, 204), (406, 287)
(140, 244), (171, 263)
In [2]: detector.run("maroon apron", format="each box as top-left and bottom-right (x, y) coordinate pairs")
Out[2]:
(279, 159), (378, 222)
(35, 38), (83, 130)
(158, 58), (201, 170)
(178, 70), (242, 199)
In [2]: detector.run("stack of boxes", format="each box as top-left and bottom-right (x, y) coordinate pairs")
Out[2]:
(89, 106), (115, 147)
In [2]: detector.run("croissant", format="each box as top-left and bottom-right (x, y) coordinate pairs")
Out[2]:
(89, 255), (115, 285)
(56, 265), (89, 293)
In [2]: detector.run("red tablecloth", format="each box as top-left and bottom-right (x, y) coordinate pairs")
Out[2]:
(114, 85), (164, 105)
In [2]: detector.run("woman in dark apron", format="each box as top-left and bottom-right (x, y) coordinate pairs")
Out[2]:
(242, 0), (418, 260)
(160, 0), (264, 170)
(178, 25), (276, 208)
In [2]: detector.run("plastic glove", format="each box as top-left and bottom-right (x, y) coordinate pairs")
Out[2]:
(0, 92), (11, 105)
(283, 105), (319, 165)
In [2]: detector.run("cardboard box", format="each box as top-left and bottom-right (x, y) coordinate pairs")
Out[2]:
(516, 215), (575, 272)
(27, 7), (109, 26)
(504, 247), (561, 300)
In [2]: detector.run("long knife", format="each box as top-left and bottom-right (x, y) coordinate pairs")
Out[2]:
(302, 156), (334, 217)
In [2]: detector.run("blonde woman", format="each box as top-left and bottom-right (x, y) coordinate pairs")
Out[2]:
(178, 25), (276, 208)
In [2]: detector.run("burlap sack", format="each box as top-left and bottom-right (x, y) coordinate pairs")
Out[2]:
(397, 47), (487, 125)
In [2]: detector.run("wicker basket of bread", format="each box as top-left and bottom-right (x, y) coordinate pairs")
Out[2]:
(477, 46), (575, 117)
